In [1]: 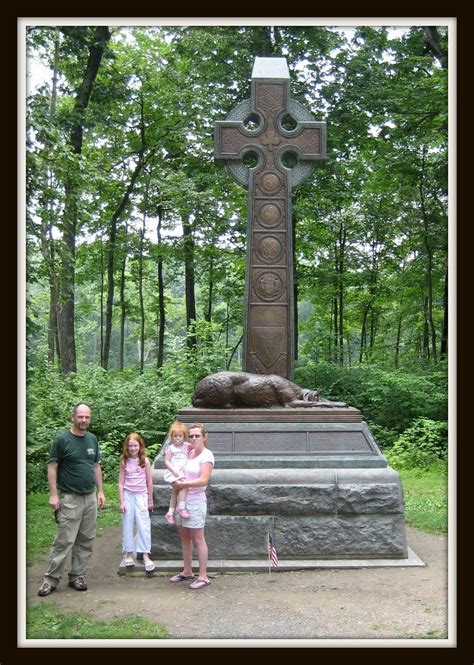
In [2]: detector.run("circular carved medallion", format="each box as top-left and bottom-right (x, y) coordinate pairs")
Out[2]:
(258, 203), (281, 227)
(254, 271), (283, 301)
(256, 236), (283, 262)
(260, 172), (281, 194)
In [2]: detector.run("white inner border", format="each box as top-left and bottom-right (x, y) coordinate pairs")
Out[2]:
(18, 15), (456, 650)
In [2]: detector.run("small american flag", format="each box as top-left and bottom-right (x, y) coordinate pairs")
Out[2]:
(267, 533), (279, 568)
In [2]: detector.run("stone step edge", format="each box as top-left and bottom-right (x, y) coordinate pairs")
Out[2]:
(118, 547), (424, 574)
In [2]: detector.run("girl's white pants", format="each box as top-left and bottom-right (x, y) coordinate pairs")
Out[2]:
(122, 490), (151, 554)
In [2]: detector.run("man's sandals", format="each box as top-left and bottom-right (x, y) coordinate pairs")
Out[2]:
(38, 582), (56, 597)
(68, 576), (88, 591)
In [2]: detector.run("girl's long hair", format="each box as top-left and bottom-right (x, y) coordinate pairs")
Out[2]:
(121, 432), (147, 468)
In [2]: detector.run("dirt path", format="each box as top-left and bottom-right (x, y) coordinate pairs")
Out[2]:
(26, 525), (448, 642)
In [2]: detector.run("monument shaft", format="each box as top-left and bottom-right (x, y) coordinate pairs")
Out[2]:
(215, 57), (326, 380)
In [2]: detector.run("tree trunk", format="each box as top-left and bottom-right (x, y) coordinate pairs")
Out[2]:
(57, 186), (78, 374)
(100, 238), (104, 367)
(395, 312), (403, 369)
(39, 32), (60, 364)
(204, 252), (214, 323)
(57, 26), (111, 374)
(332, 222), (346, 365)
(156, 209), (165, 369)
(293, 210), (298, 362)
(102, 155), (146, 369)
(119, 253), (127, 371)
(255, 26), (275, 56)
(359, 308), (368, 363)
(226, 334), (243, 370)
(419, 147), (438, 363)
(338, 222), (346, 364)
(440, 267), (448, 359)
(103, 92), (150, 370)
(183, 215), (197, 349)
(369, 312), (377, 352)
(138, 210), (146, 374)
(423, 27), (448, 69)
(422, 296), (430, 360)
(328, 298), (333, 362)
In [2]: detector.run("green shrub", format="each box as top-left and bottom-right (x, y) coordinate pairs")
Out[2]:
(386, 418), (448, 469)
(25, 362), (194, 493)
(365, 421), (399, 451)
(295, 360), (447, 433)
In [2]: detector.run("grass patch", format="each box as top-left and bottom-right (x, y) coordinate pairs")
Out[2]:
(26, 603), (169, 639)
(26, 482), (122, 566)
(398, 464), (448, 534)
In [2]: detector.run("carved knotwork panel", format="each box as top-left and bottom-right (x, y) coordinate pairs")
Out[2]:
(255, 83), (286, 116)
(253, 233), (285, 265)
(220, 126), (251, 155)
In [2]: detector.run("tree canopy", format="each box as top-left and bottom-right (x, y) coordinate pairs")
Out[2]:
(25, 23), (449, 375)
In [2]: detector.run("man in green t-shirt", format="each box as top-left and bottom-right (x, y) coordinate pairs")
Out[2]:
(38, 403), (106, 596)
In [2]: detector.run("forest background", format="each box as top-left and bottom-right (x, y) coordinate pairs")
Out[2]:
(23, 20), (450, 496)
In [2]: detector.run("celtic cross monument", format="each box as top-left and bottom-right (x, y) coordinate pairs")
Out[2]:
(214, 57), (326, 380)
(148, 57), (411, 572)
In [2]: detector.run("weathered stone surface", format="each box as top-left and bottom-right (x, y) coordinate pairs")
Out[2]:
(150, 514), (407, 559)
(336, 483), (404, 513)
(205, 516), (273, 558)
(151, 515), (272, 559)
(150, 513), (182, 557)
(153, 466), (403, 517)
(153, 485), (174, 513)
(274, 515), (408, 558)
(154, 466), (400, 486)
(151, 464), (408, 559)
(207, 483), (337, 515)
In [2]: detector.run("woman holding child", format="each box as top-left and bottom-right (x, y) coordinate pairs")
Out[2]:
(169, 422), (214, 590)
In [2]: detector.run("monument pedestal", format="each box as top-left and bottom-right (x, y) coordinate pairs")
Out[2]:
(151, 407), (410, 567)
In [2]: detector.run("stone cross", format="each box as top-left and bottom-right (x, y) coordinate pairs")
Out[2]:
(214, 57), (326, 380)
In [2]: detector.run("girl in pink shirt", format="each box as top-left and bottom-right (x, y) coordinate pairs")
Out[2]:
(118, 433), (155, 572)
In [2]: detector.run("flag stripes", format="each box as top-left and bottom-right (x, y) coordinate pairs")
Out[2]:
(267, 533), (279, 568)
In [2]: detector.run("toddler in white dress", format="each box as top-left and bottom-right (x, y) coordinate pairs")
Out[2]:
(163, 421), (190, 524)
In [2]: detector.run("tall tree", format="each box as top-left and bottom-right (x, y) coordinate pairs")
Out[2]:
(56, 26), (111, 374)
